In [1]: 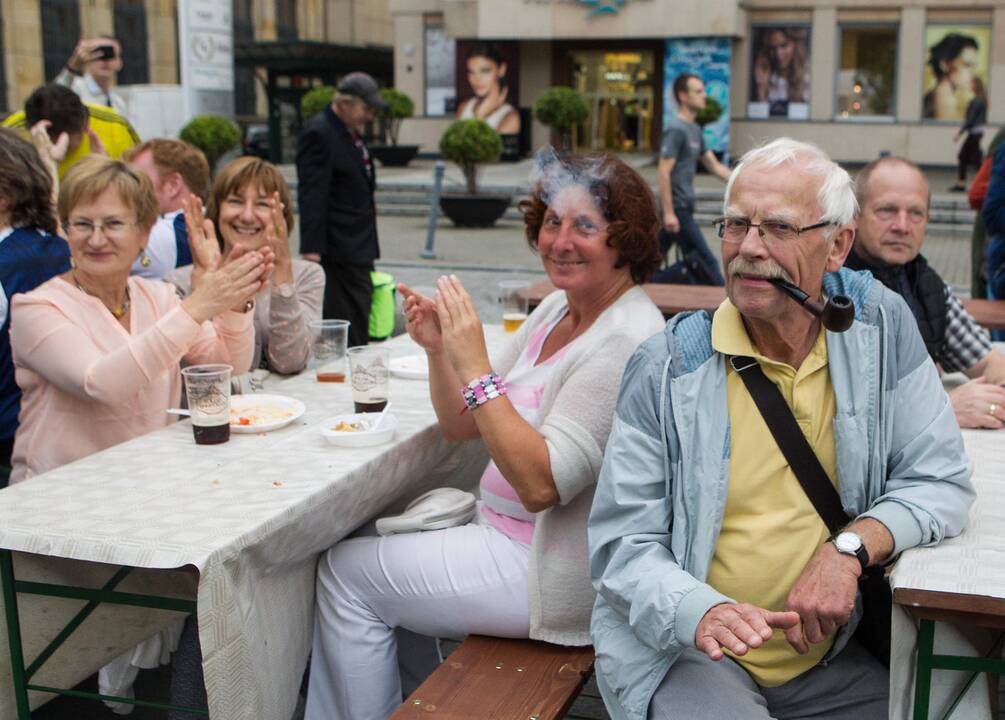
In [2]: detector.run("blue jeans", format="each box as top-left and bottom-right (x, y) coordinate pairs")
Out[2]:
(659, 205), (725, 286)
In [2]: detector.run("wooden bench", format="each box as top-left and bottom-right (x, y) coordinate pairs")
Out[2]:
(391, 635), (595, 720)
(526, 280), (1005, 331)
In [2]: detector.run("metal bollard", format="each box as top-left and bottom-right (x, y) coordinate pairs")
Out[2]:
(421, 161), (446, 259)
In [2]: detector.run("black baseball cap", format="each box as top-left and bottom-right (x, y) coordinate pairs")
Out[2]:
(337, 72), (387, 110)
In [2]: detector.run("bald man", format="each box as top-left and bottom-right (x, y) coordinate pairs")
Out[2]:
(847, 157), (1005, 429)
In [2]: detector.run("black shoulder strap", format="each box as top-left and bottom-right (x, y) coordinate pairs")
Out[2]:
(730, 355), (849, 534)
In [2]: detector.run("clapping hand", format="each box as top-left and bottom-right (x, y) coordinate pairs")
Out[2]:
(434, 275), (491, 381)
(264, 192), (293, 285)
(183, 247), (272, 324)
(183, 194), (222, 290)
(399, 283), (442, 353)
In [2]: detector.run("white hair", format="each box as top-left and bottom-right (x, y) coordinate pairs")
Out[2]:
(723, 138), (858, 228)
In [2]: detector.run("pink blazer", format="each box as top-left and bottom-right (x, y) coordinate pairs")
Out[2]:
(9, 275), (254, 483)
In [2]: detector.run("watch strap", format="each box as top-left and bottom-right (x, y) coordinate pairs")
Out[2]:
(831, 533), (870, 572)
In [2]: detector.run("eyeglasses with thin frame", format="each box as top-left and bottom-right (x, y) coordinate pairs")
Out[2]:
(713, 217), (836, 244)
(64, 218), (138, 241)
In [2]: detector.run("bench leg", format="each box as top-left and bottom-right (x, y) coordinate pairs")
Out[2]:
(1, 550), (31, 719)
(913, 618), (936, 720)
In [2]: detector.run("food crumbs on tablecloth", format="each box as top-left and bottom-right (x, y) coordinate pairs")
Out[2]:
(259, 433), (268, 437)
(273, 480), (283, 487)
(212, 479), (221, 485)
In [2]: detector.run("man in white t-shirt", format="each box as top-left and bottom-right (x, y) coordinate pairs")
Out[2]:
(124, 139), (210, 279)
(54, 36), (130, 121)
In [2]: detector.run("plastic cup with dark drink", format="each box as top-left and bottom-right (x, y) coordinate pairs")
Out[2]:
(180, 364), (232, 445)
(347, 346), (390, 413)
(309, 319), (350, 382)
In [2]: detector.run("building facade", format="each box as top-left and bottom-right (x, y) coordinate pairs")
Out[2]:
(391, 0), (1004, 165)
(1, 0), (392, 162)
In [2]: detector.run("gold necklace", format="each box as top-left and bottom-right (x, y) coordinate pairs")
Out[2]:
(73, 273), (130, 319)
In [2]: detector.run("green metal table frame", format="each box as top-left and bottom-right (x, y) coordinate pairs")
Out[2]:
(898, 585), (1005, 720)
(1, 549), (203, 718)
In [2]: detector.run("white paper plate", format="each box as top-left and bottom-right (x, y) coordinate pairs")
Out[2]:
(229, 394), (306, 433)
(389, 354), (429, 380)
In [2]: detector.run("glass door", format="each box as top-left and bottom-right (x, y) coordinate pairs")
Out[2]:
(570, 50), (656, 153)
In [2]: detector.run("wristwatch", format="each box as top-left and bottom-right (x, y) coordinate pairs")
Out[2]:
(830, 531), (869, 572)
(274, 282), (295, 299)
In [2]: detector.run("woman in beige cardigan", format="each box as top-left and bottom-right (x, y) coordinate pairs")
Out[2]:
(306, 153), (667, 720)
(169, 157), (325, 375)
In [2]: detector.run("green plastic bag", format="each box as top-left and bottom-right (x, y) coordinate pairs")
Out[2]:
(370, 271), (396, 341)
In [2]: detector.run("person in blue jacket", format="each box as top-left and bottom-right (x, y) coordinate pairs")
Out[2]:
(589, 137), (974, 720)
(982, 143), (1005, 301)
(0, 128), (71, 477)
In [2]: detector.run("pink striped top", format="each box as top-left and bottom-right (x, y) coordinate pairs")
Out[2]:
(479, 312), (573, 544)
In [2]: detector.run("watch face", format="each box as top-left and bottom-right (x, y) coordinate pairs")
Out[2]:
(835, 532), (862, 553)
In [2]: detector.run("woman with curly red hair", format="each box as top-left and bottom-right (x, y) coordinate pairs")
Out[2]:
(305, 151), (666, 720)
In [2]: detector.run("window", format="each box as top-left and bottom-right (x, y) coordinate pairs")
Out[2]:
(276, 0), (297, 41)
(747, 25), (811, 120)
(423, 17), (455, 116)
(836, 26), (897, 120)
(113, 0), (149, 85)
(40, 0), (80, 81)
(234, 0), (255, 116)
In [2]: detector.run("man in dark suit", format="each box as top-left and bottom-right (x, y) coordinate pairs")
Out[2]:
(297, 72), (386, 346)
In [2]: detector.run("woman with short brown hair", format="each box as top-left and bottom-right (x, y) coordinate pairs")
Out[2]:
(169, 156), (325, 375)
(9, 156), (267, 483)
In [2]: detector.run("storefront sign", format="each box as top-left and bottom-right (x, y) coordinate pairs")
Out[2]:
(525, 0), (651, 19)
(178, 0), (235, 118)
(663, 38), (731, 157)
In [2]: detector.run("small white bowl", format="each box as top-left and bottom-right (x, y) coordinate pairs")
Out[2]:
(320, 412), (398, 447)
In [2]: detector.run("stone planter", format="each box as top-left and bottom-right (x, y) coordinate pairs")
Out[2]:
(439, 193), (512, 228)
(369, 144), (420, 167)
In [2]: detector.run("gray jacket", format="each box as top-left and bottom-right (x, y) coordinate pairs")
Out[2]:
(588, 268), (974, 720)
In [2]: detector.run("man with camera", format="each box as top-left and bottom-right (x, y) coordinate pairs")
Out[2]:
(55, 37), (129, 121)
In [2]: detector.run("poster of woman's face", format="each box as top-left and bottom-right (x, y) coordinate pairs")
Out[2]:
(747, 25), (811, 120)
(454, 40), (521, 136)
(923, 25), (990, 122)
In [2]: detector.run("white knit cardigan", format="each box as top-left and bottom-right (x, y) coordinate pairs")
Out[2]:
(490, 286), (665, 646)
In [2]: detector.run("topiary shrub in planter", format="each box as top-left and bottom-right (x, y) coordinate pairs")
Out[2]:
(371, 88), (420, 167)
(438, 119), (509, 227)
(301, 86), (335, 122)
(179, 115), (241, 172)
(534, 86), (590, 152)
(439, 119), (501, 195)
(696, 96), (723, 127)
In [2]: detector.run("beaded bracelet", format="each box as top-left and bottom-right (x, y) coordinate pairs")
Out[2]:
(461, 372), (507, 411)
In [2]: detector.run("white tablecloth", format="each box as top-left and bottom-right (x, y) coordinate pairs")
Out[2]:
(889, 427), (1005, 719)
(0, 329), (504, 720)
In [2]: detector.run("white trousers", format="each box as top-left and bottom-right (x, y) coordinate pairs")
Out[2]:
(305, 519), (531, 720)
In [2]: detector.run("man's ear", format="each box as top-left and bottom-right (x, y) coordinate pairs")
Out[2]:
(165, 171), (185, 199)
(826, 224), (856, 272)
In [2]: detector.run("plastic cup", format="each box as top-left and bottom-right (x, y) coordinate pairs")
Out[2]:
(180, 364), (232, 445)
(498, 280), (530, 332)
(347, 346), (390, 414)
(310, 319), (351, 382)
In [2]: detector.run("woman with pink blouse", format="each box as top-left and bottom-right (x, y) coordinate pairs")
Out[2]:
(8, 156), (271, 484)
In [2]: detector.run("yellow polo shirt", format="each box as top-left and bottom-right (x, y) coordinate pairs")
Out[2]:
(2, 103), (139, 178)
(707, 299), (837, 687)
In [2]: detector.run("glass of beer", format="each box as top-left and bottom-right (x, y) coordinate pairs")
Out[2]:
(180, 364), (232, 445)
(498, 280), (530, 332)
(347, 346), (390, 413)
(309, 319), (350, 382)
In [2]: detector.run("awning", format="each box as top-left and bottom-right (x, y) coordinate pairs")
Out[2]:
(234, 41), (392, 79)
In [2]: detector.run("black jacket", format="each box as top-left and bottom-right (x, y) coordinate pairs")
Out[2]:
(295, 106), (379, 264)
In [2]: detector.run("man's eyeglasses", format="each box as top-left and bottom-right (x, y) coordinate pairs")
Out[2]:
(64, 219), (137, 241)
(713, 217), (836, 244)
